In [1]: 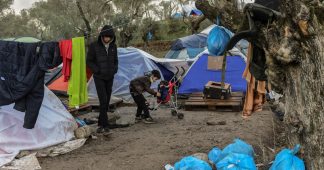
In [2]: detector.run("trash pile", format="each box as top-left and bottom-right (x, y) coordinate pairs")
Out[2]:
(165, 139), (305, 170)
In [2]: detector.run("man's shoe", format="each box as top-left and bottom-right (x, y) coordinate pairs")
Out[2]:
(135, 116), (142, 123)
(96, 127), (112, 135)
(143, 116), (156, 124)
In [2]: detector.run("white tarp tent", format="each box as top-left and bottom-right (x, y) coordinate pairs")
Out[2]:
(0, 87), (77, 167)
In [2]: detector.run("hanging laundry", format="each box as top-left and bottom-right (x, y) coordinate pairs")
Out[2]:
(59, 39), (72, 82)
(242, 44), (267, 118)
(0, 40), (62, 129)
(68, 37), (88, 107)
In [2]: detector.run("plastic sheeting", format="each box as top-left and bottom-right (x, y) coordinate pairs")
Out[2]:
(0, 87), (77, 167)
(179, 54), (247, 94)
(166, 25), (248, 60)
(270, 145), (305, 170)
(207, 26), (232, 56)
(170, 34), (207, 50)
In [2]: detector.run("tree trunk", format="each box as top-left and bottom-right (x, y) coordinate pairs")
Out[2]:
(196, 0), (324, 169)
(195, 0), (242, 31)
(190, 15), (206, 34)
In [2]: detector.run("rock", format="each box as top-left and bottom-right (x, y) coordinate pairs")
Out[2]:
(108, 112), (121, 124)
(15, 151), (31, 159)
(74, 126), (92, 139)
(207, 120), (227, 126)
(116, 115), (135, 125)
(192, 153), (209, 163)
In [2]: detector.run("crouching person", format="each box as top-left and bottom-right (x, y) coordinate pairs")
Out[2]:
(129, 70), (161, 124)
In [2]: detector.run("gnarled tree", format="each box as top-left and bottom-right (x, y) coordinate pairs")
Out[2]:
(196, 0), (324, 169)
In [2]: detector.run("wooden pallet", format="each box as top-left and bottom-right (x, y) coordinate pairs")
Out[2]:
(68, 104), (92, 116)
(185, 92), (244, 111)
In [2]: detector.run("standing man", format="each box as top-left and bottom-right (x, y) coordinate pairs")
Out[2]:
(87, 25), (118, 133)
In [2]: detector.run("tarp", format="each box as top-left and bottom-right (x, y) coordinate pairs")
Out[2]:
(0, 87), (77, 167)
(165, 25), (248, 61)
(88, 48), (163, 101)
(178, 54), (247, 94)
(190, 9), (203, 16)
(87, 47), (189, 102)
(165, 34), (207, 60)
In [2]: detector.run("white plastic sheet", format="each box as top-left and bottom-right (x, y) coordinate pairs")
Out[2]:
(0, 87), (77, 167)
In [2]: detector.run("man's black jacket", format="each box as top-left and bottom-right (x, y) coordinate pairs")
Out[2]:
(87, 25), (118, 80)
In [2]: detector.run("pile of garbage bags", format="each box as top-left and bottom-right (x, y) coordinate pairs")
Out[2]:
(165, 138), (305, 170)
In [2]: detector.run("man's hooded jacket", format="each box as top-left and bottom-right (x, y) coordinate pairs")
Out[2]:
(87, 25), (118, 80)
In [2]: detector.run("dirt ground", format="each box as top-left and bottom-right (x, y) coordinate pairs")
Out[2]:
(39, 105), (277, 170)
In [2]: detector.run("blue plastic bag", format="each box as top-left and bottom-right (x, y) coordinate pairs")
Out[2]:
(208, 147), (222, 164)
(174, 156), (212, 170)
(216, 153), (257, 170)
(270, 145), (305, 170)
(207, 26), (232, 56)
(222, 139), (254, 157)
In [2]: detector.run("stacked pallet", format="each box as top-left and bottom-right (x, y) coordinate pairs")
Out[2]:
(184, 92), (244, 111)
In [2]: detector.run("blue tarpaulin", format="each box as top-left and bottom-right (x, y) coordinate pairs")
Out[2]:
(178, 54), (246, 94)
(190, 9), (203, 16)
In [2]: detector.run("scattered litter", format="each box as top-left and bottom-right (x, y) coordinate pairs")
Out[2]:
(165, 164), (174, 170)
(208, 147), (222, 164)
(221, 139), (254, 157)
(192, 153), (209, 163)
(36, 139), (87, 157)
(2, 153), (41, 170)
(206, 120), (226, 126)
(216, 152), (257, 170)
(270, 144), (305, 170)
(174, 156), (212, 170)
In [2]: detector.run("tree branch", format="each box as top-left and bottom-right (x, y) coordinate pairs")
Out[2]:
(76, 0), (91, 33)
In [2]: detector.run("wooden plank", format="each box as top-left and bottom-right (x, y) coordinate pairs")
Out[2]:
(186, 97), (243, 102)
(190, 92), (244, 97)
(185, 101), (241, 106)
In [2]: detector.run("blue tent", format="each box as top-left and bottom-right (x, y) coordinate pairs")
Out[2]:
(165, 33), (207, 60)
(178, 54), (247, 94)
(190, 9), (203, 16)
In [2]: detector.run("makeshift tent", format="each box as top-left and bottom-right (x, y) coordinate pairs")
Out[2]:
(178, 54), (247, 94)
(165, 34), (207, 60)
(87, 47), (189, 102)
(190, 9), (203, 16)
(172, 12), (183, 19)
(165, 25), (248, 61)
(0, 87), (77, 167)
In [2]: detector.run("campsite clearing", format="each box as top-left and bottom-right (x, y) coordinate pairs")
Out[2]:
(39, 104), (279, 170)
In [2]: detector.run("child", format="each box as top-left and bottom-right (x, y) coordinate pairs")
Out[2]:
(129, 70), (161, 124)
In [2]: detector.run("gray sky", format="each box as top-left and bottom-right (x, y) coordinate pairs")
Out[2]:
(11, 0), (41, 13)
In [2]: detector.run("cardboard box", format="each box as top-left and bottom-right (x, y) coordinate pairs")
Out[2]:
(207, 56), (224, 71)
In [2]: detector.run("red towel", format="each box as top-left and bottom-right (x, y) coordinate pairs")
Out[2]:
(59, 40), (72, 82)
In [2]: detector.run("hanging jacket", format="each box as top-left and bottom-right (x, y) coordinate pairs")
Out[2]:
(0, 40), (61, 129)
(129, 76), (157, 96)
(86, 25), (118, 80)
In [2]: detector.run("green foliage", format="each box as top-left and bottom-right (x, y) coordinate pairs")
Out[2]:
(0, 0), (211, 46)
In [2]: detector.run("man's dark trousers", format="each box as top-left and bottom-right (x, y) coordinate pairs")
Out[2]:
(94, 77), (113, 127)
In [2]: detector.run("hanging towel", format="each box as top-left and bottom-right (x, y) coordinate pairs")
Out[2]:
(59, 39), (72, 82)
(68, 37), (88, 107)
